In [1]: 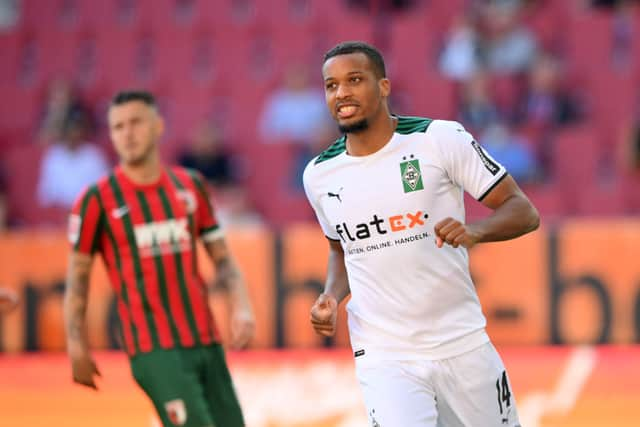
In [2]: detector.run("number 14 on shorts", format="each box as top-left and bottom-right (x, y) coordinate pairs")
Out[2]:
(496, 370), (512, 423)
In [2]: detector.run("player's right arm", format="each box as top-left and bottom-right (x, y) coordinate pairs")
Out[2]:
(64, 251), (101, 389)
(310, 239), (349, 337)
(64, 185), (103, 389)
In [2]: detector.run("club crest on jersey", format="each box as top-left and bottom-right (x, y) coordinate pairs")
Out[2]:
(400, 155), (424, 193)
(164, 399), (187, 426)
(176, 190), (197, 214)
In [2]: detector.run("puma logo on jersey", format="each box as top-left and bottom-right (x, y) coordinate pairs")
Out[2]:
(134, 219), (190, 253)
(111, 205), (129, 219)
(327, 187), (344, 203)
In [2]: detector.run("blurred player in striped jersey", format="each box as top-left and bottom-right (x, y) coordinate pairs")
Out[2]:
(64, 91), (254, 427)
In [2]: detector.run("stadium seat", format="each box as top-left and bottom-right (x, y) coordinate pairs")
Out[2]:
(20, 0), (65, 30)
(585, 70), (638, 141)
(564, 9), (612, 75)
(575, 180), (626, 216)
(489, 75), (525, 118)
(551, 126), (603, 214)
(240, 141), (312, 226)
(621, 171), (640, 213)
(423, 0), (467, 34)
(521, 184), (567, 221)
(92, 28), (148, 89)
(521, 0), (569, 52)
(0, 84), (41, 136)
(386, 11), (441, 76)
(392, 70), (456, 119)
(3, 144), (47, 226)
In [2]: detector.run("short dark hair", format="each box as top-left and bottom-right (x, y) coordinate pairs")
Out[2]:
(110, 90), (157, 108)
(323, 41), (386, 78)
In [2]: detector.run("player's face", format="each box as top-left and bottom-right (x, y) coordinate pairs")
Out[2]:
(322, 52), (390, 133)
(108, 101), (164, 166)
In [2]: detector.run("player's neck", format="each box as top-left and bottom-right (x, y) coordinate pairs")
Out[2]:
(345, 112), (397, 157)
(119, 154), (163, 185)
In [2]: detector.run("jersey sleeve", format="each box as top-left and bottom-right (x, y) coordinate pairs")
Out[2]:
(303, 161), (341, 241)
(69, 185), (103, 255)
(189, 170), (224, 242)
(432, 120), (508, 201)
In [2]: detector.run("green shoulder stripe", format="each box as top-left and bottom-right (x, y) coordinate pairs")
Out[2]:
(314, 135), (347, 165)
(395, 115), (433, 134)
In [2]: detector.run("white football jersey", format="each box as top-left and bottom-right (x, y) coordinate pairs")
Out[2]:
(303, 117), (508, 360)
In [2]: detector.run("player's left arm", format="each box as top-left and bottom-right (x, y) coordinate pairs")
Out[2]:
(434, 175), (540, 249)
(435, 175), (539, 249)
(432, 120), (539, 249)
(204, 237), (255, 349)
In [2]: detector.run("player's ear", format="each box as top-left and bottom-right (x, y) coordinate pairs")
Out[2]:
(379, 77), (391, 98)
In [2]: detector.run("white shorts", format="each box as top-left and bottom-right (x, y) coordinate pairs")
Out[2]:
(354, 342), (521, 427)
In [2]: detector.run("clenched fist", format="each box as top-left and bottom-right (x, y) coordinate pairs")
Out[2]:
(310, 293), (338, 337)
(434, 217), (481, 249)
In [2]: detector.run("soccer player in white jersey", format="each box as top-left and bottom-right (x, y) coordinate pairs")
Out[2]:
(303, 41), (539, 427)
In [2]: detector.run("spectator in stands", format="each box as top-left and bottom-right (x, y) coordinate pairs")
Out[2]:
(478, 0), (538, 75)
(610, 0), (636, 70)
(345, 0), (414, 13)
(0, 0), (18, 30)
(591, 0), (638, 8)
(258, 63), (333, 189)
(457, 70), (500, 133)
(179, 122), (237, 188)
(517, 54), (581, 130)
(38, 78), (94, 146)
(439, 15), (481, 82)
(37, 108), (109, 209)
(480, 121), (539, 183)
(179, 121), (262, 226)
(259, 63), (331, 145)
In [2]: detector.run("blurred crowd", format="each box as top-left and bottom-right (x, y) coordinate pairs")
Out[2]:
(0, 0), (639, 230)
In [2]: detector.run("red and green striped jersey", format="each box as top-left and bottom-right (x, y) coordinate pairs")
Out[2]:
(69, 166), (222, 356)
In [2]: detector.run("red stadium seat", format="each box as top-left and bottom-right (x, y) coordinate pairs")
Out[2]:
(3, 144), (47, 226)
(423, 0), (467, 33)
(241, 142), (313, 226)
(392, 70), (456, 119)
(551, 126), (603, 214)
(386, 12), (441, 76)
(521, 184), (567, 221)
(585, 71), (638, 141)
(565, 9), (612, 75)
(575, 180), (626, 216)
(521, 0), (570, 52)
(621, 171), (640, 213)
